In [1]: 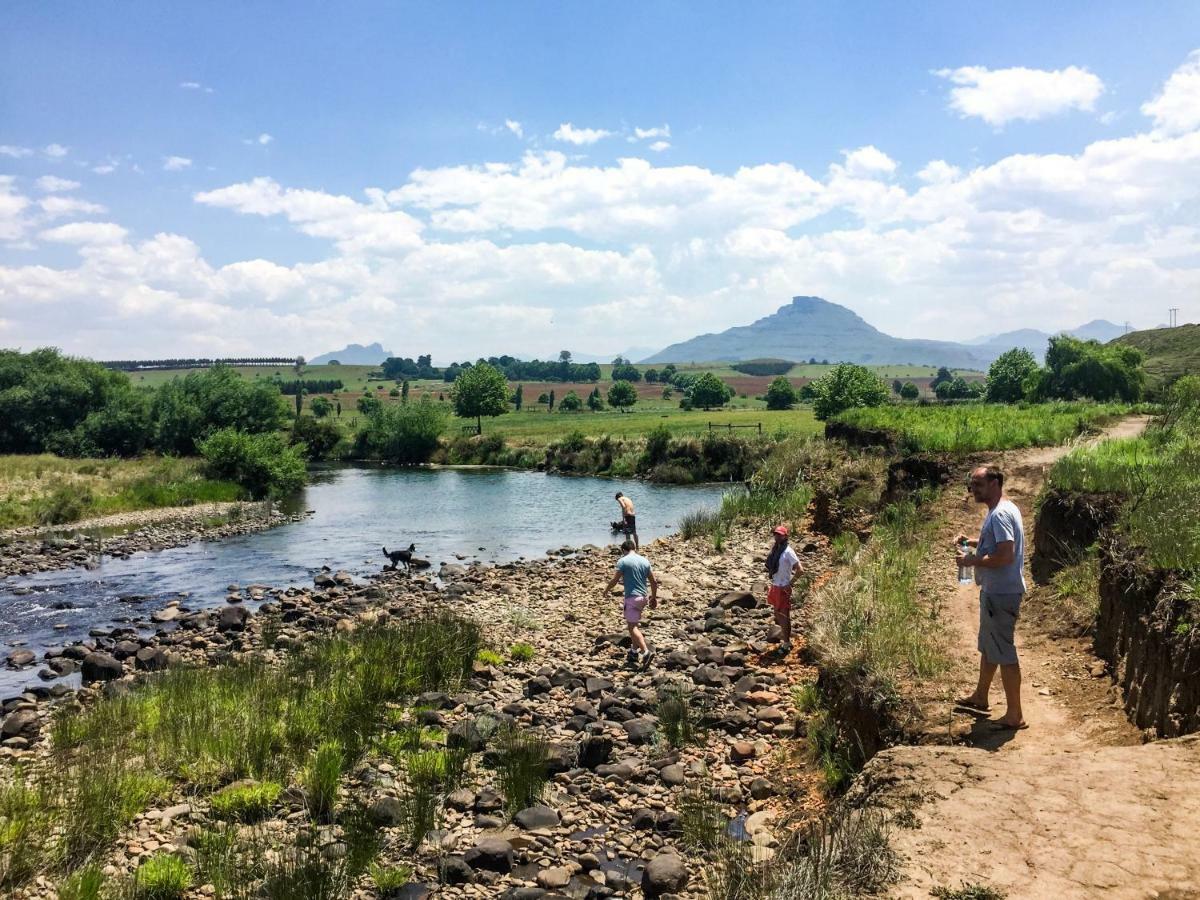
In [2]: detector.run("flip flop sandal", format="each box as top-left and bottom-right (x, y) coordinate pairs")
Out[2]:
(988, 720), (1029, 731)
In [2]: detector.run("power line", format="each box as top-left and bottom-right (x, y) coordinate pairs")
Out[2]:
(1168, 307), (1179, 328)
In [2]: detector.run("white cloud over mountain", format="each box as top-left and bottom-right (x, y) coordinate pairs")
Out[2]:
(936, 64), (1105, 126)
(2, 52), (1200, 359)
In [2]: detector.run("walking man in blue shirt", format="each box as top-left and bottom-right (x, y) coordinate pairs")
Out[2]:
(955, 465), (1028, 731)
(604, 540), (659, 669)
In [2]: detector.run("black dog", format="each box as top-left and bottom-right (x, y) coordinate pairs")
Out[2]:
(610, 520), (627, 533)
(382, 544), (416, 571)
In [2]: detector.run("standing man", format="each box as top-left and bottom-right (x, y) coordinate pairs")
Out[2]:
(955, 465), (1027, 730)
(604, 539), (659, 669)
(615, 491), (638, 550)
(766, 525), (802, 655)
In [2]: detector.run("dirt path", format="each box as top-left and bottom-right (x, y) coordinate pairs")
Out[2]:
(856, 416), (1200, 899)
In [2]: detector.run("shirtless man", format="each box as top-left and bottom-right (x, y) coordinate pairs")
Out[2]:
(615, 491), (638, 549)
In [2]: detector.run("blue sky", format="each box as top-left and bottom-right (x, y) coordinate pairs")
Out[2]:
(2, 1), (1199, 361)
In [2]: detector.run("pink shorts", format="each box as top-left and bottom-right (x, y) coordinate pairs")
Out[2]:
(624, 595), (649, 624)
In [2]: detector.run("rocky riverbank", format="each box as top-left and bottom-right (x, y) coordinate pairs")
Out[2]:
(1, 525), (833, 899)
(0, 501), (307, 581)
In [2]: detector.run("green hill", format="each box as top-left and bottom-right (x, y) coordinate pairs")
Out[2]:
(1112, 323), (1200, 394)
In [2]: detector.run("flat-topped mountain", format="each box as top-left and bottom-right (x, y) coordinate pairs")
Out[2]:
(310, 342), (394, 365)
(641, 296), (994, 368)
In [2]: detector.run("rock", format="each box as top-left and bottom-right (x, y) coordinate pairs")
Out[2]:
(333, 570), (354, 585)
(314, 573), (336, 588)
(6, 648), (35, 668)
(585, 676), (613, 697)
(693, 645), (725, 666)
(537, 866), (572, 889)
(659, 764), (686, 787)
(447, 720), (486, 753)
(691, 665), (730, 688)
(623, 718), (656, 744)
(368, 796), (405, 826)
(150, 607), (180, 623)
(731, 741), (756, 762)
(134, 647), (170, 671)
(1, 709), (39, 740)
(217, 605), (251, 633)
(718, 591), (757, 610)
(756, 706), (786, 724)
(525, 675), (553, 697)
(446, 788), (476, 812)
(515, 804), (560, 830)
(47, 657), (76, 676)
(642, 853), (688, 897)
(578, 735), (613, 769)
(439, 855), (474, 884)
(473, 787), (505, 812)
(81, 651), (123, 684)
(464, 836), (514, 873)
(545, 743), (576, 773)
(749, 777), (775, 800)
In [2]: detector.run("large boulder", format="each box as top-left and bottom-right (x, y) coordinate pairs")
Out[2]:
(6, 648), (35, 668)
(134, 647), (171, 672)
(514, 804), (560, 830)
(463, 837), (514, 873)
(81, 651), (123, 684)
(217, 605), (252, 633)
(642, 853), (688, 897)
(1, 709), (39, 740)
(578, 734), (613, 769)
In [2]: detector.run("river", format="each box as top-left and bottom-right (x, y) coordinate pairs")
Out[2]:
(1, 467), (728, 694)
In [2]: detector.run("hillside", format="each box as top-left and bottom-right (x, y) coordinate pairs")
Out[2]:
(641, 296), (996, 368)
(1112, 323), (1200, 392)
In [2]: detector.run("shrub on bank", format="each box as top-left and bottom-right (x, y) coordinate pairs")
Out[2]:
(355, 396), (449, 464)
(199, 428), (307, 498)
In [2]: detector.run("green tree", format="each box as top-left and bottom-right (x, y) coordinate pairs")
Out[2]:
(401, 380), (410, 403)
(930, 366), (954, 392)
(892, 378), (903, 395)
(607, 380), (638, 412)
(548, 389), (555, 412)
(935, 376), (980, 400)
(513, 384), (523, 410)
(899, 381), (920, 401)
(690, 373), (733, 410)
(309, 396), (333, 418)
(357, 394), (382, 416)
(152, 365), (287, 455)
(200, 428), (307, 498)
(611, 363), (642, 382)
(354, 397), (449, 464)
(644, 368), (660, 383)
(1025, 336), (1144, 402)
(536, 392), (550, 405)
(810, 364), (890, 420)
(558, 391), (583, 411)
(986, 348), (1039, 403)
(335, 400), (342, 417)
(661, 386), (673, 401)
(587, 387), (604, 411)
(292, 415), (343, 460)
(765, 376), (798, 410)
(452, 362), (510, 433)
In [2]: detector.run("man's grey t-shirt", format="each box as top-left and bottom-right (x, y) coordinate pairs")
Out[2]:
(616, 552), (652, 598)
(976, 498), (1026, 594)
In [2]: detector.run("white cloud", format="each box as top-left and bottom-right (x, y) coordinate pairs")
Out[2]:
(840, 145), (897, 176)
(504, 119), (524, 138)
(648, 141), (671, 153)
(163, 156), (193, 171)
(552, 123), (613, 145)
(0, 145), (34, 158)
(36, 175), (81, 192)
(936, 64), (1105, 126)
(43, 144), (69, 158)
(92, 163), (117, 175)
(917, 160), (961, 184)
(1142, 49), (1200, 135)
(39, 221), (128, 245)
(39, 196), (106, 217)
(0, 176), (31, 240)
(255, 133), (273, 145)
(179, 81), (214, 93)
(634, 125), (671, 140)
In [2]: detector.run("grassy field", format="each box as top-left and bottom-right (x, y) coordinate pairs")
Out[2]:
(832, 402), (1130, 452)
(1112, 323), (1200, 395)
(0, 455), (243, 529)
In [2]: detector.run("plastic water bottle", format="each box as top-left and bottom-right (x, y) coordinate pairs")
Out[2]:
(957, 541), (974, 585)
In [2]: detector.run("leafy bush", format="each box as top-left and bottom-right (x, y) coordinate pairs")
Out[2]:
(899, 381), (920, 400)
(132, 854), (193, 900)
(309, 396), (333, 418)
(934, 376), (985, 400)
(643, 424), (672, 466)
(765, 376), (798, 410)
(153, 365), (287, 455)
(355, 397), (449, 464)
(611, 363), (642, 382)
(199, 428), (307, 498)
(690, 372), (734, 410)
(558, 391), (583, 411)
(810, 364), (890, 420)
(209, 780), (282, 822)
(291, 415), (343, 460)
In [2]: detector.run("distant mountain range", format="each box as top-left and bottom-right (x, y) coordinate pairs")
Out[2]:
(640, 296), (1125, 368)
(310, 343), (394, 365)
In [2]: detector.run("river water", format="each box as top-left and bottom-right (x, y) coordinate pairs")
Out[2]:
(1, 467), (728, 694)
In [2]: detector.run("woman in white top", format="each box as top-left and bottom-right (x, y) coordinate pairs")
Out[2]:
(765, 524), (802, 655)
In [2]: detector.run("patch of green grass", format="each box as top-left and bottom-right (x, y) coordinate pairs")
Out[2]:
(131, 853), (193, 900)
(832, 532), (861, 565)
(370, 862), (413, 893)
(931, 883), (1008, 900)
(509, 642), (535, 662)
(833, 402), (1128, 452)
(809, 500), (948, 690)
(55, 864), (106, 900)
(301, 741), (344, 822)
(493, 728), (550, 815)
(657, 683), (704, 749)
(677, 783), (726, 851)
(209, 780), (282, 823)
(476, 649), (504, 666)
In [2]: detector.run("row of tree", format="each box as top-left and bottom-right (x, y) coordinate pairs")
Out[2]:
(102, 357), (299, 371)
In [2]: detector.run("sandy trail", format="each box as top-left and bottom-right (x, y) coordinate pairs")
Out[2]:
(859, 416), (1200, 899)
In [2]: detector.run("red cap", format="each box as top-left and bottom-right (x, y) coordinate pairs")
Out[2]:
(773, 525), (788, 536)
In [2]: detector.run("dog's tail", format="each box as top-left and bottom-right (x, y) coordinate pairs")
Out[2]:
(382, 546), (389, 556)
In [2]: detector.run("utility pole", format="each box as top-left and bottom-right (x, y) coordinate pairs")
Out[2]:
(1124, 321), (1131, 335)
(1168, 308), (1179, 328)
